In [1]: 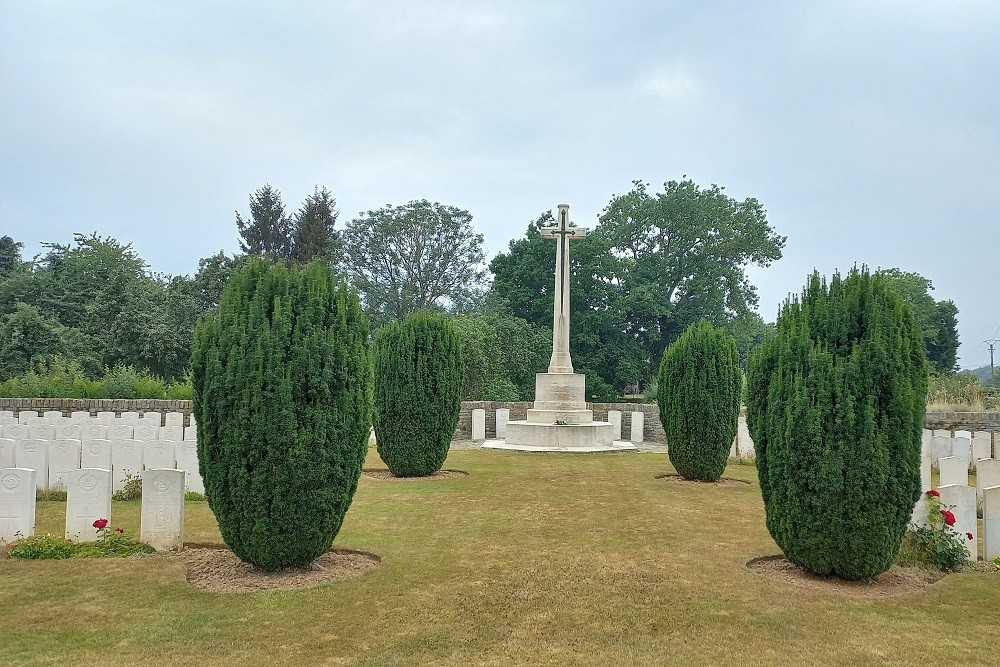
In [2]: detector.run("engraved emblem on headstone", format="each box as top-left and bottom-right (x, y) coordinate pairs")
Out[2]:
(78, 473), (98, 492)
(58, 442), (69, 453)
(2, 473), (20, 491)
(153, 474), (171, 493)
(25, 443), (35, 453)
(89, 443), (102, 455)
(153, 510), (170, 528)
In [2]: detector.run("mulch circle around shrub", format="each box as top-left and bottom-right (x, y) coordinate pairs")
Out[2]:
(182, 544), (380, 593)
(654, 473), (750, 486)
(362, 469), (470, 480)
(745, 554), (945, 597)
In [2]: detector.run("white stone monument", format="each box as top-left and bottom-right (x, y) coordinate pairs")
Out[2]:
(983, 485), (1000, 562)
(140, 469), (185, 551)
(175, 441), (204, 495)
(471, 409), (486, 441)
(0, 438), (13, 468)
(976, 458), (1000, 501)
(938, 484), (977, 561)
(15, 440), (48, 490)
(144, 440), (175, 470)
(83, 424), (109, 440)
(28, 423), (56, 441)
(184, 424), (197, 441)
(134, 424), (159, 441)
(3, 423), (28, 440)
(952, 436), (972, 463)
(71, 411), (91, 421)
(165, 412), (185, 427)
(485, 205), (633, 453)
(159, 425), (183, 442)
(110, 424), (134, 440)
(930, 435), (952, 463)
(65, 468), (112, 542)
(18, 410), (39, 424)
(972, 435), (992, 462)
(140, 412), (162, 427)
(120, 411), (141, 425)
(607, 410), (622, 440)
(81, 439), (112, 470)
(938, 456), (969, 487)
(0, 468), (36, 542)
(56, 424), (82, 440)
(95, 411), (116, 423)
(495, 408), (510, 439)
(630, 411), (645, 443)
(911, 455), (935, 528)
(112, 440), (144, 492)
(48, 439), (82, 491)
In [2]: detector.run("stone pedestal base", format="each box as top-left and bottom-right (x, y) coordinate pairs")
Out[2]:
(483, 437), (637, 453)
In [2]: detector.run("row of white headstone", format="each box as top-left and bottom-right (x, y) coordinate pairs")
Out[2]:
(471, 408), (648, 443)
(0, 467), (185, 551)
(0, 409), (192, 427)
(0, 410), (202, 494)
(915, 428), (999, 562)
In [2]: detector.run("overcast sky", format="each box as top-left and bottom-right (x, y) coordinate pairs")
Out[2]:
(2, 1), (997, 368)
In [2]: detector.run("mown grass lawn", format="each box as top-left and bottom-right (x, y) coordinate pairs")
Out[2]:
(3, 448), (1000, 666)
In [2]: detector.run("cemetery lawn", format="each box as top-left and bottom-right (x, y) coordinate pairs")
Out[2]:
(4, 450), (1000, 667)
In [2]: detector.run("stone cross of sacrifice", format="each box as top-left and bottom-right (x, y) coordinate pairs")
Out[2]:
(539, 204), (588, 374)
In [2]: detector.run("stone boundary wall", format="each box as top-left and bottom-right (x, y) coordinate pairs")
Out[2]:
(3, 399), (996, 441)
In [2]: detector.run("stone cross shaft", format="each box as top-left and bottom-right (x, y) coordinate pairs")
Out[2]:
(539, 204), (588, 374)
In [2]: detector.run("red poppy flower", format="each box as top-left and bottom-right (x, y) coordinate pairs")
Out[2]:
(940, 510), (956, 526)
(926, 489), (940, 498)
(115, 527), (125, 534)
(93, 518), (109, 530)
(967, 532), (974, 540)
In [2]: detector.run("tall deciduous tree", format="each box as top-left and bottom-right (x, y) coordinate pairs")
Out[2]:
(235, 184), (293, 260)
(343, 200), (488, 328)
(0, 236), (23, 277)
(877, 268), (960, 373)
(292, 186), (340, 265)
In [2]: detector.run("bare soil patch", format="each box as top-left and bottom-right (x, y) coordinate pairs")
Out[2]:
(362, 468), (469, 480)
(182, 545), (380, 593)
(655, 473), (750, 486)
(746, 555), (945, 597)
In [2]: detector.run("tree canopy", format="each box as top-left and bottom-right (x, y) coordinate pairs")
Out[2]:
(877, 268), (960, 373)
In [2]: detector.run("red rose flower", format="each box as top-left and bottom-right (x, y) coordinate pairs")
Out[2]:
(926, 489), (940, 498)
(93, 518), (108, 530)
(940, 509), (956, 526)
(967, 532), (974, 540)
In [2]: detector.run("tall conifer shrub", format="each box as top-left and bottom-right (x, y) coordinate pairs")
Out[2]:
(374, 311), (463, 477)
(191, 258), (371, 571)
(657, 319), (741, 482)
(746, 268), (928, 580)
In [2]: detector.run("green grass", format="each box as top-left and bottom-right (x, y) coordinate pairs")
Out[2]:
(3, 449), (1000, 666)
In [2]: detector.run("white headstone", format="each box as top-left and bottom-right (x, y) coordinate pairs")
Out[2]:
(165, 412), (184, 427)
(109, 424), (134, 440)
(65, 468), (112, 543)
(954, 429), (973, 441)
(140, 469), (185, 551)
(81, 439), (112, 470)
(0, 439), (13, 468)
(952, 436), (972, 463)
(141, 412), (162, 427)
(972, 435), (992, 462)
(0, 468), (37, 542)
(471, 409), (486, 441)
(111, 440), (144, 493)
(921, 429), (932, 457)
(17, 410), (39, 424)
(144, 440), (175, 470)
(48, 439), (82, 491)
(930, 435), (952, 463)
(911, 456), (935, 528)
(0, 416), (17, 428)
(938, 484), (977, 561)
(15, 440), (48, 490)
(120, 411), (141, 425)
(983, 485), (1000, 562)
(3, 423), (28, 440)
(0, 410), (13, 420)
(82, 424), (109, 440)
(71, 411), (91, 421)
(976, 459), (1000, 501)
(189, 412), (197, 427)
(55, 424), (82, 440)
(28, 424), (56, 441)
(630, 411), (645, 443)
(96, 411), (116, 423)
(134, 424), (159, 441)
(607, 410), (622, 440)
(920, 455), (933, 492)
(938, 457), (970, 487)
(43, 411), (62, 421)
(932, 429), (951, 439)
(174, 441), (204, 495)
(159, 425), (183, 442)
(495, 408), (510, 439)
(183, 425), (197, 441)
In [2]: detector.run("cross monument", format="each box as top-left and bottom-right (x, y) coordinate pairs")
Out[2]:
(539, 204), (588, 374)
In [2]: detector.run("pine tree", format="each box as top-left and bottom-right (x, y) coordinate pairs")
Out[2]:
(292, 186), (341, 265)
(657, 319), (741, 482)
(373, 311), (463, 476)
(235, 184), (293, 260)
(191, 257), (371, 571)
(746, 268), (928, 580)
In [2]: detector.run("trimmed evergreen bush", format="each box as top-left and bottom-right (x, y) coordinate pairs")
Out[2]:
(657, 319), (741, 482)
(373, 311), (463, 477)
(191, 257), (371, 571)
(746, 268), (928, 580)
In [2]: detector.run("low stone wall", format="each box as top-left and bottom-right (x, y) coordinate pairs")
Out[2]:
(924, 412), (1000, 432)
(456, 401), (664, 441)
(0, 398), (193, 419)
